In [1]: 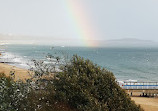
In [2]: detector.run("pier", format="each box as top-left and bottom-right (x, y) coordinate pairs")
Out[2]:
(119, 82), (158, 97)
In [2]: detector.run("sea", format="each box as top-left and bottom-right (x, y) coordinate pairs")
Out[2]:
(1, 44), (158, 82)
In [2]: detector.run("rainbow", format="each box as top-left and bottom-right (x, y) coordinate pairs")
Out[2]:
(64, 0), (99, 47)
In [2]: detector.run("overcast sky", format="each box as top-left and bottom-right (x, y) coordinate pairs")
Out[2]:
(0, 0), (158, 46)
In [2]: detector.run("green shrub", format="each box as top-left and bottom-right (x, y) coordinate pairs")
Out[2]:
(54, 55), (143, 111)
(0, 73), (28, 111)
(20, 79), (76, 111)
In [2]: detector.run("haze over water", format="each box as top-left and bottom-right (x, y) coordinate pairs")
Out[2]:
(2, 44), (158, 82)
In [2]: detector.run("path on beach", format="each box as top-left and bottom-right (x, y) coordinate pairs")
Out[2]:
(131, 97), (158, 111)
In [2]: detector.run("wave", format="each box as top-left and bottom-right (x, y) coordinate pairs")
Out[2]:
(0, 52), (30, 69)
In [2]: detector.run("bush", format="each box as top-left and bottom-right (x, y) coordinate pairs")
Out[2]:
(0, 74), (75, 111)
(0, 73), (28, 111)
(20, 79), (76, 111)
(54, 55), (143, 111)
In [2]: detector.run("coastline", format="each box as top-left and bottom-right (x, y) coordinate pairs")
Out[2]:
(0, 63), (31, 81)
(0, 63), (158, 110)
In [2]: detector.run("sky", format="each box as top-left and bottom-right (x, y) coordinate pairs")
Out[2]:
(0, 0), (158, 46)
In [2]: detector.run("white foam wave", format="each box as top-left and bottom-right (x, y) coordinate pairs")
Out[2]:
(124, 79), (137, 82)
(0, 52), (31, 69)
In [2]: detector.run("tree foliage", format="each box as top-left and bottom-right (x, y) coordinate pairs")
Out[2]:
(54, 55), (143, 111)
(0, 73), (28, 111)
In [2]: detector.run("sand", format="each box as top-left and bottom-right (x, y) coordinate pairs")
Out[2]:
(0, 63), (31, 81)
(131, 97), (158, 111)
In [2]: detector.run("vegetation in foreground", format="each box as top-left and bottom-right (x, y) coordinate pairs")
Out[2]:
(0, 55), (143, 111)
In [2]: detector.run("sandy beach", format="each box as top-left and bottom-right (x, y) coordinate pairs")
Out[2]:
(132, 97), (158, 111)
(0, 63), (31, 81)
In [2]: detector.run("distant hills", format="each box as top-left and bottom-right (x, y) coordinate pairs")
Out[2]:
(98, 38), (158, 48)
(0, 33), (157, 47)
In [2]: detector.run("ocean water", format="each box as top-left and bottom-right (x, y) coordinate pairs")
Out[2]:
(1, 44), (158, 82)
